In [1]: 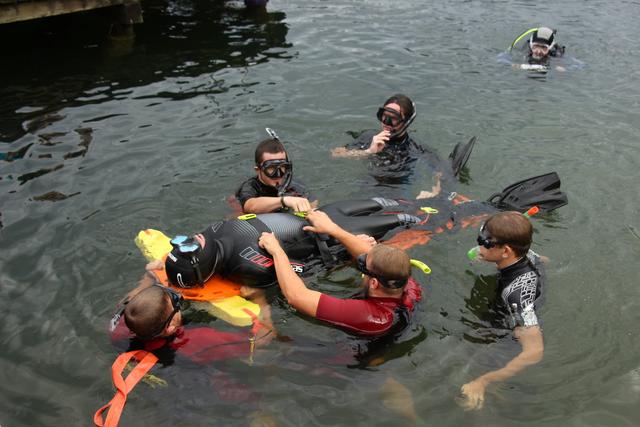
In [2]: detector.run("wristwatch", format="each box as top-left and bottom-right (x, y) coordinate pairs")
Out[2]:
(280, 196), (286, 209)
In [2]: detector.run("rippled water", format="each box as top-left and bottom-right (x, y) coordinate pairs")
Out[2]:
(1, 0), (640, 425)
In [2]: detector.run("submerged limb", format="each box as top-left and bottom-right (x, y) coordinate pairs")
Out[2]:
(380, 375), (419, 423)
(416, 172), (442, 199)
(458, 325), (543, 410)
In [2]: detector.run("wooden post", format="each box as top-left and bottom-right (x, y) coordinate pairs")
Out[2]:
(0, 0), (142, 26)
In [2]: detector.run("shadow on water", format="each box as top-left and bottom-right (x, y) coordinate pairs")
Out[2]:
(460, 271), (511, 344)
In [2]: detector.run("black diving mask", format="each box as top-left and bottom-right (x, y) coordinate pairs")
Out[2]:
(356, 253), (408, 289)
(259, 159), (292, 179)
(476, 224), (503, 249)
(376, 107), (403, 126)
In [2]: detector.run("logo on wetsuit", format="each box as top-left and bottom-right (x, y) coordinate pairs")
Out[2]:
(240, 247), (274, 268)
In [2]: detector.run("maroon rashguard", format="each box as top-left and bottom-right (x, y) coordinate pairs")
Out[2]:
(315, 277), (422, 337)
(110, 320), (251, 364)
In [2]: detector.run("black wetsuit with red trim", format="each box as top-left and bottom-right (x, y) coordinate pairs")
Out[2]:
(201, 198), (424, 288)
(315, 277), (422, 337)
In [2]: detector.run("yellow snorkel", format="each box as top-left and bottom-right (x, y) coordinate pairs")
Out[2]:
(509, 27), (538, 51)
(410, 259), (431, 275)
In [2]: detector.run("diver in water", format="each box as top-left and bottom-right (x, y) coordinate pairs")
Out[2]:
(332, 94), (475, 199)
(332, 94), (422, 159)
(236, 130), (316, 214)
(163, 198), (423, 290)
(458, 211), (546, 410)
(259, 209), (421, 337)
(525, 27), (565, 64)
(503, 26), (578, 72)
(109, 264), (274, 357)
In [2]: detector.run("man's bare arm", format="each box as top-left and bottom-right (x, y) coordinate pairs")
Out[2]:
(459, 325), (543, 410)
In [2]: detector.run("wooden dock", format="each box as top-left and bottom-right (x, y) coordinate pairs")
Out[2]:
(0, 0), (142, 25)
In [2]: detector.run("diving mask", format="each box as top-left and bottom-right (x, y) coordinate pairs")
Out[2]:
(259, 159), (292, 179)
(376, 107), (403, 126)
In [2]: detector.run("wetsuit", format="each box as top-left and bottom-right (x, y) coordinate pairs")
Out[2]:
(235, 177), (314, 212)
(347, 130), (425, 158)
(316, 277), (422, 337)
(346, 130), (430, 175)
(496, 250), (545, 329)
(344, 129), (452, 199)
(203, 198), (423, 288)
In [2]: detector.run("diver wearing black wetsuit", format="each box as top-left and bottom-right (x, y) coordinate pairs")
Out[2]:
(496, 250), (545, 329)
(347, 129), (426, 161)
(236, 177), (313, 212)
(165, 198), (422, 289)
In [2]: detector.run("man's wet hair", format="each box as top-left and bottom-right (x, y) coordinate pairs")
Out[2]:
(124, 286), (172, 339)
(255, 138), (287, 165)
(383, 94), (414, 120)
(485, 211), (533, 257)
(369, 244), (411, 295)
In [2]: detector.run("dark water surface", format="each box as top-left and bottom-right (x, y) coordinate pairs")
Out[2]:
(1, 0), (639, 425)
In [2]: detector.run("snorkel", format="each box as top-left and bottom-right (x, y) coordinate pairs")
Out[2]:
(509, 27), (561, 63)
(390, 102), (416, 140)
(509, 27), (539, 52)
(265, 127), (293, 196)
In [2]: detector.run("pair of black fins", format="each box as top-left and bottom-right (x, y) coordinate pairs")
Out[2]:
(448, 136), (568, 213)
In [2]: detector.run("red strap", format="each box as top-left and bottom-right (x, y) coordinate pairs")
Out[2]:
(94, 350), (158, 427)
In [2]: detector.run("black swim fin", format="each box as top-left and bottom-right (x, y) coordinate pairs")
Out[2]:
(486, 172), (568, 213)
(449, 136), (477, 177)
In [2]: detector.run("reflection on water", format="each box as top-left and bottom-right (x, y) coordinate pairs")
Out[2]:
(0, 0), (291, 227)
(0, 0), (290, 140)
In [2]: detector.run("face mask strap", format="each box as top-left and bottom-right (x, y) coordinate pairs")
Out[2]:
(388, 102), (417, 139)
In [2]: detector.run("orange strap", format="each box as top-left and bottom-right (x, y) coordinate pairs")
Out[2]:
(94, 350), (158, 427)
(242, 308), (263, 335)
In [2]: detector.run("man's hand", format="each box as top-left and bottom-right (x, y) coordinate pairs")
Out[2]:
(304, 210), (340, 235)
(283, 196), (312, 213)
(356, 234), (377, 248)
(416, 172), (443, 199)
(145, 260), (164, 271)
(458, 378), (487, 410)
(258, 232), (284, 256)
(367, 130), (390, 153)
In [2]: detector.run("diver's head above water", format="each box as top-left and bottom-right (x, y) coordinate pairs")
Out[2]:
(528, 27), (563, 61)
(376, 94), (416, 142)
(476, 211), (533, 268)
(254, 137), (292, 188)
(123, 284), (184, 339)
(356, 244), (411, 298)
(165, 232), (220, 288)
